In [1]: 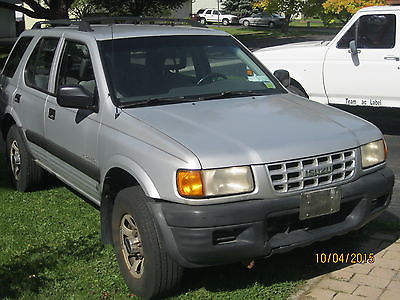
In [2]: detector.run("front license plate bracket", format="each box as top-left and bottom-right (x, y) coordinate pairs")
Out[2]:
(299, 188), (341, 220)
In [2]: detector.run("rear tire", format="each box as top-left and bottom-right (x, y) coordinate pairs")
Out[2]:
(243, 20), (250, 27)
(6, 125), (43, 191)
(268, 21), (275, 29)
(200, 18), (206, 25)
(112, 186), (183, 299)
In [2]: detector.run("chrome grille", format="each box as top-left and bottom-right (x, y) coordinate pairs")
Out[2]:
(267, 149), (356, 193)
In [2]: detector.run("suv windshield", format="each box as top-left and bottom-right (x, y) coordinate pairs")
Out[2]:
(99, 35), (284, 107)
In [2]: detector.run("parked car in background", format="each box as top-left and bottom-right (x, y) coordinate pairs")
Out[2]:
(240, 13), (285, 28)
(190, 8), (205, 21)
(198, 8), (238, 25)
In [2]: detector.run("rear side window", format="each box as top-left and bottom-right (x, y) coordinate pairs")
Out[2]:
(337, 14), (396, 49)
(2, 36), (33, 78)
(25, 37), (59, 92)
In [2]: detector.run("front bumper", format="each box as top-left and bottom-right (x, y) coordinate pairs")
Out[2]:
(149, 167), (394, 268)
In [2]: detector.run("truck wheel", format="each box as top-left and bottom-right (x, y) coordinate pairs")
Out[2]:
(288, 84), (308, 98)
(6, 125), (43, 191)
(268, 21), (275, 29)
(112, 186), (183, 299)
(200, 18), (206, 25)
(222, 19), (229, 26)
(243, 20), (250, 27)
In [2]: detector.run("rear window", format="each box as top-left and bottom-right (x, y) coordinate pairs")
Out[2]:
(24, 38), (59, 92)
(2, 36), (33, 78)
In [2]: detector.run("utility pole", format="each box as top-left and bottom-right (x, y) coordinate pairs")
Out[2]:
(217, 0), (220, 24)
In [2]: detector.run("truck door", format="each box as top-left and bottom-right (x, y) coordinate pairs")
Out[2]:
(323, 11), (400, 109)
(44, 39), (101, 200)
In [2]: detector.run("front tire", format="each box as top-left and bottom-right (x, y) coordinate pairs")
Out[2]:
(243, 20), (250, 27)
(112, 186), (183, 299)
(268, 21), (275, 29)
(6, 125), (43, 191)
(222, 19), (229, 26)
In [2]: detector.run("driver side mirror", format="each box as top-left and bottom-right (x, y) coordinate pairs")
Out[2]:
(349, 40), (360, 55)
(57, 85), (97, 111)
(273, 69), (290, 88)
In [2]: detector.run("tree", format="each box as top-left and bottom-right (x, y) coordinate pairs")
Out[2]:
(0, 0), (73, 19)
(88, 0), (187, 17)
(323, 0), (388, 23)
(253, 0), (305, 30)
(223, 0), (259, 18)
(0, 0), (187, 20)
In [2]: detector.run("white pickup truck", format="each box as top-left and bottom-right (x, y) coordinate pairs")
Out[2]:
(254, 6), (400, 115)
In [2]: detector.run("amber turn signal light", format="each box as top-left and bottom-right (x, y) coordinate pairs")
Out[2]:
(177, 170), (204, 197)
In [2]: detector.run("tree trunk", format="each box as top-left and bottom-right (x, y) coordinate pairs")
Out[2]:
(281, 17), (290, 33)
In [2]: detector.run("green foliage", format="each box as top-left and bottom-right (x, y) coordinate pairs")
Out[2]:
(223, 0), (260, 18)
(85, 0), (187, 17)
(253, 0), (304, 21)
(323, 0), (388, 23)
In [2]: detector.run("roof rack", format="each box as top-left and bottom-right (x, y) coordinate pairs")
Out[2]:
(83, 16), (207, 28)
(32, 19), (92, 32)
(32, 17), (206, 32)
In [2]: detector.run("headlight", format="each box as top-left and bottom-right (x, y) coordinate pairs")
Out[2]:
(177, 166), (254, 198)
(361, 139), (387, 168)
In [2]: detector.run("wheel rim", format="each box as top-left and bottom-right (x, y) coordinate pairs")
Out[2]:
(120, 214), (144, 279)
(9, 140), (21, 180)
(244, 21), (249, 26)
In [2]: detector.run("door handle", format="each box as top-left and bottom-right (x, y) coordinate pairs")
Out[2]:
(14, 94), (21, 103)
(48, 108), (56, 120)
(384, 56), (400, 61)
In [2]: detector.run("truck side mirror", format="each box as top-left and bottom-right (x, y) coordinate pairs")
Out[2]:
(273, 69), (290, 88)
(57, 85), (97, 111)
(349, 40), (360, 55)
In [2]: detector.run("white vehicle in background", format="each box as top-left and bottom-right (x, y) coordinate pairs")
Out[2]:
(198, 8), (239, 25)
(254, 6), (400, 117)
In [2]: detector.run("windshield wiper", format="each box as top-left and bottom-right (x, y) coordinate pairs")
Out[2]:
(119, 96), (198, 108)
(199, 90), (267, 100)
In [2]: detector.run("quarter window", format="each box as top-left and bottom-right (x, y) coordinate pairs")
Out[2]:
(337, 14), (396, 49)
(57, 41), (96, 96)
(2, 36), (33, 78)
(24, 38), (59, 91)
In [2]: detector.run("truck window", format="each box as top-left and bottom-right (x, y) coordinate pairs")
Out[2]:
(2, 36), (33, 78)
(24, 37), (59, 92)
(337, 14), (396, 49)
(56, 41), (97, 96)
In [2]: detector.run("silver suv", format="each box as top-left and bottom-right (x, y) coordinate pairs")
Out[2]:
(0, 18), (394, 299)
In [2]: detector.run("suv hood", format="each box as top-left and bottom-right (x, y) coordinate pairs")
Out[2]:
(255, 40), (329, 52)
(254, 41), (330, 62)
(124, 94), (381, 169)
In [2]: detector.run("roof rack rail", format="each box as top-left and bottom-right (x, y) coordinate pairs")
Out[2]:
(82, 16), (207, 28)
(32, 19), (93, 32)
(32, 17), (206, 32)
